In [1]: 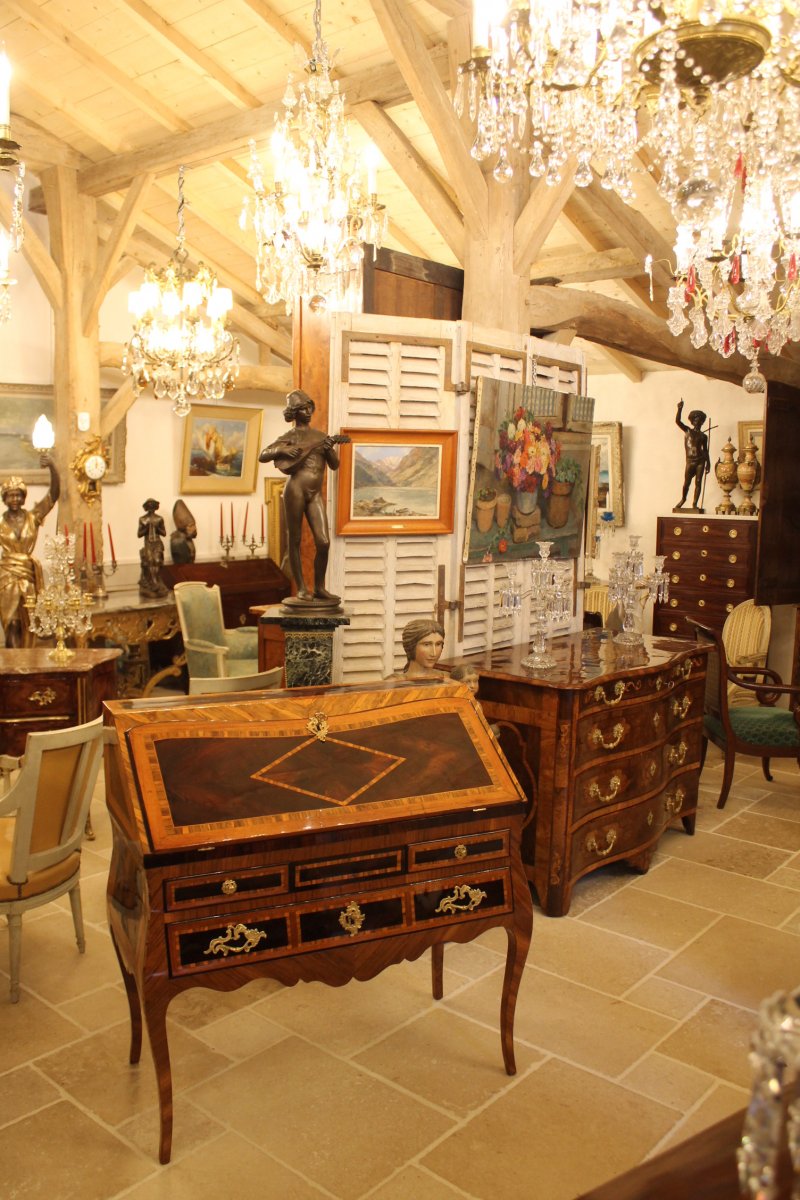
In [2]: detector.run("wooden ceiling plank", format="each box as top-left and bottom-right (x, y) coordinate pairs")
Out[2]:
(99, 377), (136, 439)
(562, 201), (666, 316)
(425, 0), (470, 16)
(385, 218), (429, 259)
(576, 176), (674, 289)
(0, 191), (62, 310)
(530, 246), (642, 285)
(77, 46), (452, 197)
(82, 172), (156, 335)
(239, 0), (313, 58)
(526, 285), (800, 388)
(5, 0), (193, 134)
(351, 99), (464, 261)
(513, 169), (576, 276)
(368, 0), (488, 239)
(15, 66), (131, 158)
(118, 0), (262, 110)
(7, 114), (86, 171)
(99, 344), (292, 398)
(230, 301), (292, 361)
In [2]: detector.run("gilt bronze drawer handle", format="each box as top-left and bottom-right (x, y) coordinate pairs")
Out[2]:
(668, 741), (688, 766)
(588, 775), (622, 804)
(454, 843), (468, 860)
(221, 879), (237, 896)
(594, 681), (625, 706)
(435, 884), (488, 915)
(28, 687), (56, 707)
(585, 828), (618, 859)
(671, 550), (681, 560)
(727, 578), (735, 588)
(664, 787), (686, 816)
(673, 526), (682, 536)
(729, 528), (738, 539)
(674, 660), (693, 680)
(591, 723), (625, 750)
(653, 712), (661, 730)
(338, 901), (365, 937)
(671, 696), (692, 720)
(203, 923), (267, 958)
(729, 554), (738, 564)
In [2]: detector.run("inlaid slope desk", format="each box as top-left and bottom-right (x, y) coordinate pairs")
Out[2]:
(445, 632), (709, 917)
(103, 680), (532, 1164)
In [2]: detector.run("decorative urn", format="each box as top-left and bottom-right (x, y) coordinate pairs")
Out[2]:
(714, 439), (739, 515)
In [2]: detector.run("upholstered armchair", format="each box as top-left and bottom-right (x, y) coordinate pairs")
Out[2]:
(722, 599), (772, 708)
(174, 581), (277, 691)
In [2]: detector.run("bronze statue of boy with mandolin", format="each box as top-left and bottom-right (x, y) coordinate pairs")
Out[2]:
(259, 389), (350, 608)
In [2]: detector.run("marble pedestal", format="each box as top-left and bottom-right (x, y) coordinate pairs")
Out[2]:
(258, 605), (350, 687)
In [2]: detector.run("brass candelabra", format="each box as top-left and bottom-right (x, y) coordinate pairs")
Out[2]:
(25, 534), (94, 663)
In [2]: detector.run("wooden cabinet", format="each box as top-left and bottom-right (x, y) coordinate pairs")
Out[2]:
(446, 632), (708, 917)
(0, 648), (120, 755)
(103, 680), (532, 1164)
(653, 514), (757, 638)
(160, 557), (290, 627)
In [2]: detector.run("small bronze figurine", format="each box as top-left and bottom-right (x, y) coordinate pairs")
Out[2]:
(138, 498), (168, 597)
(674, 401), (711, 512)
(0, 455), (60, 648)
(170, 499), (197, 564)
(259, 389), (350, 608)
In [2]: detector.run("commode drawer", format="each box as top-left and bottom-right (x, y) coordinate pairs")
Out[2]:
(165, 865), (288, 911)
(408, 830), (510, 872)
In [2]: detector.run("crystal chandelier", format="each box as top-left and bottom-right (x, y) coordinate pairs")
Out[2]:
(241, 0), (388, 314)
(25, 534), (93, 664)
(0, 44), (26, 324)
(125, 166), (239, 417)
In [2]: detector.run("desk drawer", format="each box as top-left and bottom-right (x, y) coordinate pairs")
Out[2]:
(165, 865), (288, 911)
(294, 848), (404, 890)
(409, 830), (509, 872)
(169, 911), (291, 975)
(0, 676), (75, 715)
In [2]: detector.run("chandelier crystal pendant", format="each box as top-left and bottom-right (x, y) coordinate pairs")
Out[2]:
(241, 0), (388, 314)
(125, 166), (239, 418)
(0, 44), (26, 324)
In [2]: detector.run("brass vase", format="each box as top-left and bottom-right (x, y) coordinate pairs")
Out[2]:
(714, 439), (739, 515)
(737, 438), (761, 516)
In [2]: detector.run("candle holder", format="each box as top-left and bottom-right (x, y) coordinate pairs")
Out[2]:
(24, 534), (94, 663)
(608, 535), (669, 647)
(91, 559), (117, 600)
(219, 534), (235, 563)
(242, 534), (265, 558)
(499, 542), (573, 671)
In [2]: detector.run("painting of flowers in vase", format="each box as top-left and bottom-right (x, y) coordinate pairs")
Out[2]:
(463, 377), (595, 565)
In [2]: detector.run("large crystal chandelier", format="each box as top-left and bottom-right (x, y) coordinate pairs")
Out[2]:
(241, 0), (388, 314)
(125, 167), (239, 417)
(0, 44), (26, 324)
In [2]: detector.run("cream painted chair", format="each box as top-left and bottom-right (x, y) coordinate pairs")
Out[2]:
(0, 717), (105, 1002)
(189, 666), (283, 695)
(174, 581), (280, 693)
(722, 600), (772, 708)
(584, 583), (613, 627)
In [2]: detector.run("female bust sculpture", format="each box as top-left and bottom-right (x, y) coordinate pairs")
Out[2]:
(399, 617), (446, 679)
(0, 455), (60, 648)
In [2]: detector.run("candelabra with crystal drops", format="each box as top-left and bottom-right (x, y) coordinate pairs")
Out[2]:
(24, 534), (94, 663)
(500, 542), (572, 671)
(737, 987), (800, 1200)
(608, 535), (669, 647)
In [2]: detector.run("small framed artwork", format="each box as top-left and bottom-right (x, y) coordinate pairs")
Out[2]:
(180, 404), (263, 495)
(335, 428), (457, 536)
(264, 476), (286, 567)
(0, 382), (125, 485)
(591, 421), (625, 528)
(738, 420), (763, 462)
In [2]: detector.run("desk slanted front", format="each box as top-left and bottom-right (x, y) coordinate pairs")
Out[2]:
(104, 680), (532, 1163)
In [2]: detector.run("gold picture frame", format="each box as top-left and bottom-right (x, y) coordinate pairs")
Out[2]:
(591, 421), (624, 528)
(263, 476), (286, 567)
(180, 403), (263, 495)
(738, 420), (763, 461)
(0, 382), (126, 485)
(336, 428), (457, 536)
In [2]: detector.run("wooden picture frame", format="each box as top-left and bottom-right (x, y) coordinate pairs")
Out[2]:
(263, 476), (286, 567)
(0, 382), (125, 485)
(738, 420), (763, 468)
(335, 428), (457, 536)
(180, 403), (263, 495)
(591, 421), (625, 528)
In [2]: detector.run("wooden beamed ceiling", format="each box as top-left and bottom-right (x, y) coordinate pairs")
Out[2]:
(2, 0), (798, 387)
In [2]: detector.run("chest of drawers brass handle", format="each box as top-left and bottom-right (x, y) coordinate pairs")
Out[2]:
(594, 681), (625, 706)
(729, 554), (738, 563)
(671, 696), (692, 720)
(591, 723), (625, 750)
(454, 843), (467, 859)
(435, 884), (488, 914)
(339, 901), (366, 937)
(671, 574), (680, 584)
(588, 775), (622, 804)
(668, 741), (688, 766)
(672, 550), (681, 560)
(664, 787), (686, 816)
(221, 879), (238, 895)
(699, 573), (707, 582)
(698, 599), (706, 607)
(585, 828), (618, 858)
(702, 525), (710, 533)
(669, 622), (678, 632)
(673, 526), (682, 536)
(203, 923), (267, 958)
(729, 528), (738, 539)
(700, 549), (708, 558)
(726, 578), (735, 588)
(28, 688), (57, 707)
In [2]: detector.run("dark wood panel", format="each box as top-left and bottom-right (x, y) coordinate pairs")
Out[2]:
(362, 245), (463, 321)
(756, 385), (800, 605)
(160, 557), (290, 627)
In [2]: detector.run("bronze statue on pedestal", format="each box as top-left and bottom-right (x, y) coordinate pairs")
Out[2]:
(138, 498), (168, 597)
(674, 401), (711, 512)
(0, 455), (60, 648)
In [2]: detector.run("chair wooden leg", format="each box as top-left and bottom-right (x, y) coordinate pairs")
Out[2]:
(761, 758), (773, 783)
(68, 883), (86, 954)
(717, 749), (736, 810)
(7, 912), (22, 1003)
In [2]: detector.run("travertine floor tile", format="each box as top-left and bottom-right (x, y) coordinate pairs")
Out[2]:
(167, 976), (283, 1031)
(750, 790), (800, 824)
(656, 916), (800, 1010)
(0, 1100), (151, 1199)
(191, 1008), (291, 1060)
(653, 1083), (751, 1154)
(0, 907), (119, 1003)
(767, 864), (800, 891)
(366, 1164), (474, 1199)
(421, 1058), (677, 1200)
(656, 827), (790, 878)
(354, 1006), (542, 1116)
(0, 1064), (60, 1126)
(631, 857), (800, 926)
(621, 1051), (714, 1111)
(0, 990), (83, 1073)
(118, 1099), (227, 1164)
(553, 863), (636, 916)
(187, 1036), (454, 1199)
(715, 811), (800, 852)
(526, 912), (670, 993)
(657, 998), (757, 1087)
(578, 886), (717, 950)
(624, 976), (705, 1020)
(58, 984), (128, 1033)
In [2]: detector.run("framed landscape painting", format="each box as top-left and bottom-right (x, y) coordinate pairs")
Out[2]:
(336, 429), (457, 536)
(180, 403), (263, 495)
(591, 421), (625, 528)
(0, 383), (125, 484)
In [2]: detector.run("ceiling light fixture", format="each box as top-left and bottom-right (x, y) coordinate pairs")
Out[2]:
(241, 0), (387, 314)
(0, 44), (26, 324)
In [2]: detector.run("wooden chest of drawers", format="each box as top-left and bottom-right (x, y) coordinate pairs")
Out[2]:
(104, 681), (532, 1163)
(653, 515), (758, 638)
(0, 648), (120, 755)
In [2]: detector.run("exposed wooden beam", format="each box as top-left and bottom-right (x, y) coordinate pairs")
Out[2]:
(527, 286), (800, 388)
(513, 169), (576, 276)
(385, 219), (430, 260)
(577, 176), (674, 289)
(351, 100), (464, 261)
(99, 377), (136, 438)
(82, 174), (155, 335)
(369, 0), (488, 238)
(530, 246), (643, 285)
(230, 303), (292, 361)
(119, 0), (262, 110)
(562, 200), (665, 317)
(0, 192), (62, 310)
(99, 344), (292, 394)
(239, 0), (312, 57)
(425, 0), (470, 15)
(7, 114), (86, 171)
(598, 346), (645, 382)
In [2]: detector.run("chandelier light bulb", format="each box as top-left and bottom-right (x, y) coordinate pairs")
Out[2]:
(31, 414), (55, 451)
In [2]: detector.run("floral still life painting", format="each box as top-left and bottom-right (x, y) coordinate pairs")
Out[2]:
(464, 378), (595, 564)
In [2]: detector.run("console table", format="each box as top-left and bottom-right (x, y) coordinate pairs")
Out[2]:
(0, 647), (120, 756)
(103, 680), (532, 1164)
(160, 557), (290, 627)
(444, 632), (708, 917)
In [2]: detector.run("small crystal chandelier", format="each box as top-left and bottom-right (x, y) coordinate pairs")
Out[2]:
(25, 534), (93, 664)
(125, 166), (239, 417)
(241, 0), (388, 314)
(0, 44), (26, 324)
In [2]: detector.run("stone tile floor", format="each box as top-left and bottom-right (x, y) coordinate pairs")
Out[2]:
(1, 748), (798, 1199)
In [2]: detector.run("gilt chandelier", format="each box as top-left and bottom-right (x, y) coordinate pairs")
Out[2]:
(0, 44), (26, 324)
(455, 3), (800, 379)
(125, 167), (239, 418)
(242, 0), (387, 314)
